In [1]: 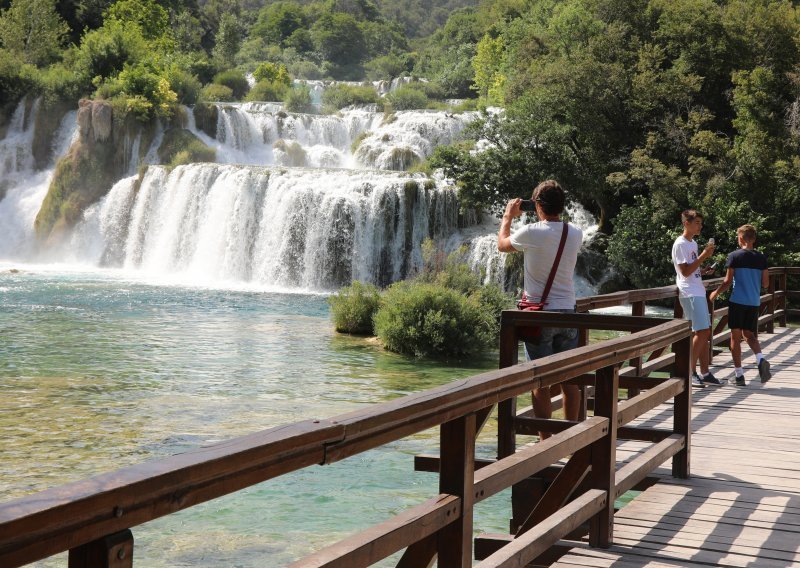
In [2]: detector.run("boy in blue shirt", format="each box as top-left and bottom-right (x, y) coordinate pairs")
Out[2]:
(709, 224), (771, 386)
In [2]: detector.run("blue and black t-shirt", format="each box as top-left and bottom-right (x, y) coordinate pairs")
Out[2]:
(726, 249), (768, 306)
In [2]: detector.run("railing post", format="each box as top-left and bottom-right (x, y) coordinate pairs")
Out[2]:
(589, 364), (618, 548)
(706, 291), (715, 364)
(498, 312), (519, 458)
(628, 302), (644, 398)
(672, 331), (692, 479)
(767, 274), (776, 333)
(577, 327), (589, 421)
(437, 414), (476, 568)
(780, 270), (788, 327)
(68, 530), (133, 568)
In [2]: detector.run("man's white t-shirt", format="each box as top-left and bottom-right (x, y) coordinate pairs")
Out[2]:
(672, 235), (706, 298)
(510, 221), (583, 310)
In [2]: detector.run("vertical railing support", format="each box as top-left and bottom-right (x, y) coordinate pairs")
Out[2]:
(68, 530), (133, 568)
(437, 414), (476, 568)
(497, 313), (519, 459)
(628, 302), (644, 398)
(780, 270), (788, 327)
(672, 331), (692, 479)
(767, 274), (776, 333)
(589, 364), (618, 548)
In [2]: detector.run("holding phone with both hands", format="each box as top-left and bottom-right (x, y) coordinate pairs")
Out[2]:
(519, 199), (537, 212)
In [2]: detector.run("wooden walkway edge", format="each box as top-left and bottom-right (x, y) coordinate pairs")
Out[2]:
(553, 326), (800, 568)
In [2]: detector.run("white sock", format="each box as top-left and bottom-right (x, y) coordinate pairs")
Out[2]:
(756, 353), (764, 363)
(735, 367), (744, 377)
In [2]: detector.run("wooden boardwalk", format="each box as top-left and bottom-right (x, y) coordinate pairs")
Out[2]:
(553, 325), (800, 568)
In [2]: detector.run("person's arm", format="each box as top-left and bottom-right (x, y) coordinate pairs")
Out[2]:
(761, 268), (769, 289)
(498, 198), (522, 253)
(676, 242), (715, 277)
(709, 267), (734, 302)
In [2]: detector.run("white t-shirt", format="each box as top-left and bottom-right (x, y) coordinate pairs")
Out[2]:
(672, 235), (706, 297)
(510, 221), (583, 310)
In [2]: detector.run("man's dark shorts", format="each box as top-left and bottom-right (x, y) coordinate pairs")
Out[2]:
(728, 301), (759, 333)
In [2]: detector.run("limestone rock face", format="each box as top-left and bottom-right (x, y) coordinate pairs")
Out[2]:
(91, 102), (113, 142)
(77, 99), (92, 139)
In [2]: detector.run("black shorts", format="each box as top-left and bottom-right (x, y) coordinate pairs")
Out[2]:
(728, 302), (759, 333)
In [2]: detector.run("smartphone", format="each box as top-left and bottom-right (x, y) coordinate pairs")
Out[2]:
(710, 262), (718, 269)
(520, 199), (536, 212)
(708, 237), (715, 245)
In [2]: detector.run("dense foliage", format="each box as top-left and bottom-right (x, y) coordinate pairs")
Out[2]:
(328, 280), (382, 334)
(0, 0), (477, 121)
(329, 243), (513, 360)
(426, 0), (800, 287)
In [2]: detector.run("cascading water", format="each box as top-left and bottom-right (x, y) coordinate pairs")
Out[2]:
(0, 100), (78, 259)
(1, 93), (601, 294)
(196, 103), (475, 171)
(71, 164), (457, 290)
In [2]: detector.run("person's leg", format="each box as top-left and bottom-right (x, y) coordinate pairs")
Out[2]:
(696, 327), (711, 375)
(561, 384), (581, 421)
(743, 330), (763, 358)
(730, 328), (743, 368)
(526, 330), (556, 439)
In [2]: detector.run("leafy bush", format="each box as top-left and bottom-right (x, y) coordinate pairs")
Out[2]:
(374, 281), (494, 359)
(284, 84), (314, 113)
(321, 83), (379, 112)
(253, 61), (291, 85)
(289, 59), (323, 79)
(167, 67), (201, 105)
(200, 83), (233, 102)
(157, 128), (215, 167)
(213, 69), (249, 100)
(328, 281), (381, 334)
(245, 79), (289, 102)
(385, 85), (428, 110)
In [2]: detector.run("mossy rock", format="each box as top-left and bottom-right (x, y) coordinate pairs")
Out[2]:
(35, 139), (120, 242)
(273, 139), (307, 167)
(158, 128), (216, 167)
(192, 103), (218, 138)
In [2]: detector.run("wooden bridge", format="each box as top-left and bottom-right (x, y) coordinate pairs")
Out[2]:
(0, 267), (798, 567)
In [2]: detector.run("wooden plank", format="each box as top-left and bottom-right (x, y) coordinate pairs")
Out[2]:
(287, 495), (459, 568)
(614, 435), (684, 498)
(474, 417), (608, 502)
(515, 448), (591, 536)
(590, 365), (618, 548)
(475, 490), (607, 568)
(68, 530), (133, 568)
(617, 379), (683, 427)
(437, 415), (475, 568)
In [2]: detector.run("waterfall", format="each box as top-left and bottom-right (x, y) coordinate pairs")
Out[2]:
(194, 104), (475, 171)
(72, 164), (459, 290)
(0, 100), (78, 259)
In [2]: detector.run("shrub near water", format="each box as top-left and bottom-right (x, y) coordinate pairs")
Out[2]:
(374, 281), (495, 360)
(328, 281), (381, 334)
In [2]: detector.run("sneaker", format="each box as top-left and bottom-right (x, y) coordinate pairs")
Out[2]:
(758, 359), (771, 383)
(734, 374), (746, 387)
(702, 372), (725, 386)
(691, 373), (706, 388)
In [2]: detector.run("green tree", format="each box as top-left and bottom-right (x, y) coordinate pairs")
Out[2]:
(104, 0), (169, 41)
(312, 12), (365, 66)
(0, 0), (68, 66)
(213, 12), (242, 63)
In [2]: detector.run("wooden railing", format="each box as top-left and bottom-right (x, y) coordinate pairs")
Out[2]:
(1, 267), (796, 568)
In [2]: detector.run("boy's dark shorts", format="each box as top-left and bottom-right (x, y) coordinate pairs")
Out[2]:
(728, 301), (759, 333)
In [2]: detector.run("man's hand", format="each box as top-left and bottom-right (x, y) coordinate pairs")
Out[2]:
(504, 198), (523, 219)
(498, 198), (523, 252)
(699, 241), (715, 261)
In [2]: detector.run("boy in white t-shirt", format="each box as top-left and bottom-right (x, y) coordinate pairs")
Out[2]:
(672, 209), (719, 387)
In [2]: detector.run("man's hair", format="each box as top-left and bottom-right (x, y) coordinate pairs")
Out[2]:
(681, 209), (703, 223)
(737, 224), (757, 243)
(532, 179), (565, 215)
